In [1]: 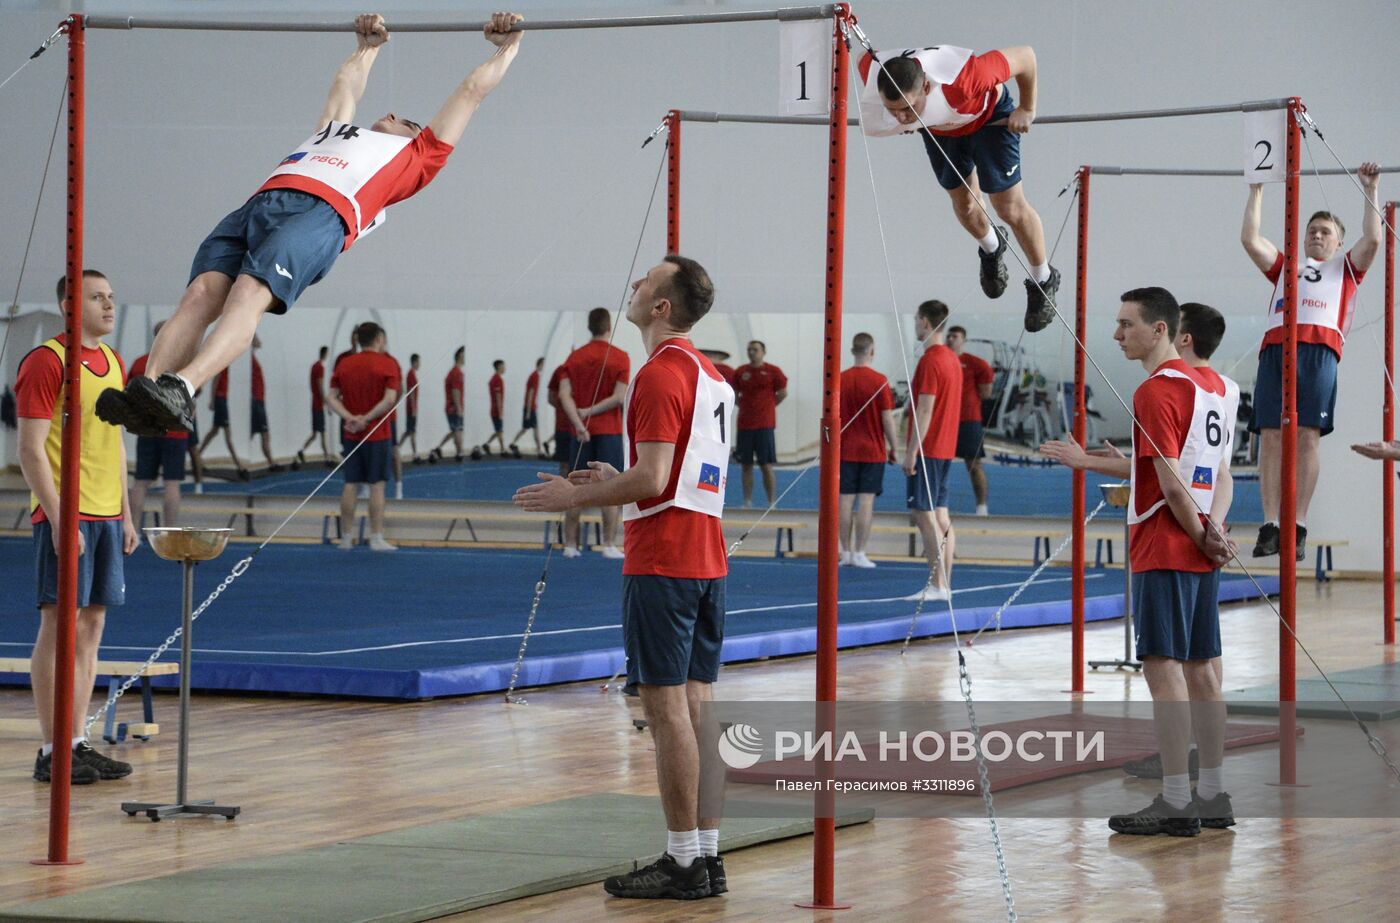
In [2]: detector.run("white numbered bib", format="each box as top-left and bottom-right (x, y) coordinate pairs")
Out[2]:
(859, 46), (988, 137)
(1128, 368), (1231, 523)
(1264, 252), (1355, 342)
(264, 121), (412, 236)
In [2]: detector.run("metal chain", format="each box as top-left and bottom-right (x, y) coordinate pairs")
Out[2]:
(83, 555), (254, 734)
(958, 650), (1017, 923)
(503, 576), (549, 704)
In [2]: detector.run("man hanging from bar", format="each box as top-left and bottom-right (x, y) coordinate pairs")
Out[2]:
(1242, 162), (1382, 561)
(96, 12), (525, 435)
(856, 42), (1060, 333)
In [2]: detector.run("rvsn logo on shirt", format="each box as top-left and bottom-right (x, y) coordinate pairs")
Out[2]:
(279, 151), (307, 166)
(697, 463), (723, 494)
(1191, 466), (1213, 490)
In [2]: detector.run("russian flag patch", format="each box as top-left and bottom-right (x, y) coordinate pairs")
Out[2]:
(1191, 466), (1213, 490)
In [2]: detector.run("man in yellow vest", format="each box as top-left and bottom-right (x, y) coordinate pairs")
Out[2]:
(15, 271), (140, 784)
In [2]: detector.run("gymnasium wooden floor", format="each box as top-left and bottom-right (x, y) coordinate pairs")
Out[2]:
(0, 578), (1395, 921)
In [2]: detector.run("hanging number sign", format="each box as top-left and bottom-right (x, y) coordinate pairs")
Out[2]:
(1243, 108), (1287, 184)
(779, 20), (831, 116)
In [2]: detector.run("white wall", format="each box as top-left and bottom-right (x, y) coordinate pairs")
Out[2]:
(1, 0), (1397, 568)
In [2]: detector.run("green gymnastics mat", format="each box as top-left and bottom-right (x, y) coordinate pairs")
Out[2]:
(0, 794), (873, 923)
(1226, 663), (1400, 721)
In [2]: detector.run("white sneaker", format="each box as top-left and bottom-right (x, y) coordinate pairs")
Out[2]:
(852, 552), (877, 569)
(903, 585), (950, 602)
(839, 550), (853, 566)
(194, 482), (204, 495)
(337, 537), (354, 551)
(561, 546), (582, 559)
(368, 536), (397, 552)
(599, 545), (625, 560)
(394, 482), (404, 500)
(975, 504), (989, 517)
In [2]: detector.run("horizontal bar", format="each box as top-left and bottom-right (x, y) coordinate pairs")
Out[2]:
(85, 6), (837, 33)
(675, 110), (857, 126)
(991, 98), (1292, 127)
(1089, 165), (1400, 177)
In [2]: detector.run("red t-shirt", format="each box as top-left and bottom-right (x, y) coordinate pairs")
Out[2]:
(330, 351), (400, 443)
(523, 369), (540, 411)
(957, 351), (993, 422)
(489, 373), (505, 419)
(333, 348), (355, 372)
(310, 360), (325, 411)
(130, 354), (187, 437)
(732, 362), (788, 431)
(1130, 359), (1212, 573)
(213, 369), (229, 398)
(563, 340), (631, 436)
(444, 366), (464, 414)
(909, 344), (962, 459)
(548, 365), (572, 436)
(623, 338), (728, 579)
(405, 368), (419, 416)
(857, 48), (1011, 137)
(714, 363), (735, 384)
(384, 353), (402, 424)
(16, 336), (126, 523)
(840, 365), (894, 463)
(251, 355), (265, 402)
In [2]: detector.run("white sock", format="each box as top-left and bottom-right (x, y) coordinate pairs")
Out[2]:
(977, 229), (1001, 253)
(698, 828), (719, 858)
(71, 736), (85, 749)
(174, 373), (195, 397)
(1266, 520), (1279, 528)
(370, 532), (383, 541)
(1031, 263), (1051, 284)
(1196, 765), (1224, 800)
(41, 742), (53, 757)
(1296, 519), (1306, 529)
(1162, 773), (1192, 810)
(667, 828), (700, 867)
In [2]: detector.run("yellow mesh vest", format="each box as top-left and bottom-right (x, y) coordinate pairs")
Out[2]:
(30, 339), (125, 520)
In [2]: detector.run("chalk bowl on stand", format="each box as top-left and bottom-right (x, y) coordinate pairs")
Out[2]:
(145, 527), (230, 563)
(1099, 482), (1130, 509)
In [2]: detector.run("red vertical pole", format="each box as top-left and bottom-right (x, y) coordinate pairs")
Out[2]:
(665, 110), (681, 254)
(803, 6), (849, 912)
(37, 15), (84, 866)
(1071, 166), (1089, 693)
(1384, 201), (1396, 644)
(1278, 98), (1302, 785)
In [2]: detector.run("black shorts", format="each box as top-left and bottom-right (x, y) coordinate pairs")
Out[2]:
(135, 434), (188, 482)
(922, 87), (1022, 193)
(212, 395), (230, 429)
(956, 421), (985, 461)
(623, 574), (726, 686)
(735, 428), (777, 465)
(311, 407), (325, 434)
(491, 416), (504, 434)
(402, 413), (416, 436)
(572, 433), (624, 472)
(250, 399), (269, 436)
(342, 438), (391, 484)
(839, 460), (884, 495)
(522, 410), (538, 430)
(553, 431), (575, 464)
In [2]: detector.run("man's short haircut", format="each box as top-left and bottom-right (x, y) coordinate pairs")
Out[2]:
(319, 345), (329, 359)
(587, 307), (612, 336)
(454, 346), (466, 363)
(748, 340), (766, 353)
(410, 352), (420, 363)
(55, 269), (107, 304)
(535, 356), (545, 366)
(851, 332), (875, 354)
(152, 320), (166, 336)
(1178, 302), (1226, 359)
(916, 299), (949, 331)
(947, 325), (967, 338)
(493, 359), (505, 371)
(660, 254), (715, 328)
(878, 56), (925, 102)
(355, 322), (385, 348)
(1121, 286), (1180, 339)
(1307, 210), (1345, 239)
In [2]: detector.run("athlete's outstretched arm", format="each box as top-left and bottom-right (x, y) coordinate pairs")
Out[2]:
(318, 13), (389, 129)
(1241, 184), (1280, 272)
(428, 12), (523, 147)
(997, 46), (1037, 133)
(1349, 161), (1383, 272)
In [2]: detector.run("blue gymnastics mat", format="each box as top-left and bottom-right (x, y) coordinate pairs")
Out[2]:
(0, 539), (1275, 700)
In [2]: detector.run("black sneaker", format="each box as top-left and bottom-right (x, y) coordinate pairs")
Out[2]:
(1295, 524), (1307, 562)
(292, 452), (305, 471)
(73, 741), (132, 780)
(1252, 522), (1280, 557)
(705, 855), (727, 896)
(1108, 794), (1201, 837)
(978, 225), (1010, 299)
(94, 388), (166, 437)
(1194, 790), (1236, 829)
(33, 748), (100, 785)
(1023, 266), (1061, 333)
(604, 853), (710, 900)
(428, 449), (441, 464)
(1122, 747), (1199, 780)
(510, 445), (522, 459)
(125, 373), (196, 433)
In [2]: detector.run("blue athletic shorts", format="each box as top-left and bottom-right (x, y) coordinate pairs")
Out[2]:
(1132, 568), (1222, 661)
(491, 416), (504, 434)
(312, 408), (326, 434)
(623, 574), (726, 686)
(189, 189), (345, 314)
(342, 439), (391, 484)
(212, 395), (230, 429)
(522, 410), (538, 430)
(250, 399), (269, 436)
(135, 434), (187, 482)
(446, 413), (464, 433)
(573, 432), (624, 472)
(1250, 342), (1339, 436)
(907, 456), (952, 511)
(921, 87), (1021, 193)
(956, 421), (986, 461)
(735, 428), (777, 466)
(553, 431), (575, 465)
(840, 460), (885, 495)
(34, 519), (125, 609)
(402, 413), (415, 436)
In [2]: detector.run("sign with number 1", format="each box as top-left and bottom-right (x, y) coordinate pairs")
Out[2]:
(779, 20), (831, 116)
(1243, 109), (1286, 184)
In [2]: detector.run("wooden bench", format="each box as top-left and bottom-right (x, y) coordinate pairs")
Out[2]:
(0, 657), (178, 744)
(872, 523), (1063, 563)
(723, 519), (805, 557)
(322, 508), (607, 550)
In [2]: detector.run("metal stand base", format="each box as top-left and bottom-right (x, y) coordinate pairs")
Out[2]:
(121, 800), (240, 822)
(1089, 658), (1142, 671)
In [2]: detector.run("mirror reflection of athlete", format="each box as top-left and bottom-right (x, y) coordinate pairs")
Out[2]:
(97, 11), (524, 436)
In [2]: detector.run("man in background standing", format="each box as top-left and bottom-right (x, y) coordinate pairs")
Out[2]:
(839, 333), (897, 568)
(430, 346), (466, 463)
(326, 322), (400, 551)
(946, 325), (993, 515)
(296, 345), (331, 469)
(129, 321), (188, 526)
(731, 340), (787, 508)
(510, 356), (543, 458)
